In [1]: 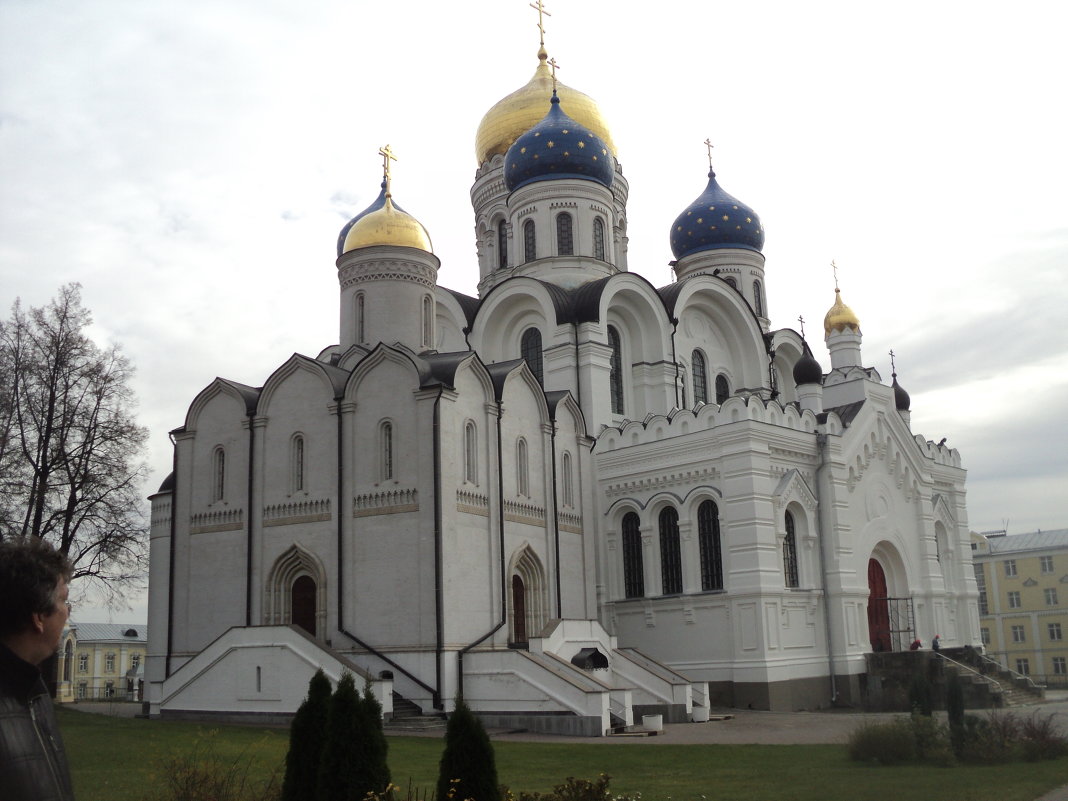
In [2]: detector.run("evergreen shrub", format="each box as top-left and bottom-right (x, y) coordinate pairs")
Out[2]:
(282, 669), (332, 801)
(436, 698), (499, 801)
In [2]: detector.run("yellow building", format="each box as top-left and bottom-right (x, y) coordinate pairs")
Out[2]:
(57, 622), (148, 703)
(972, 529), (1068, 685)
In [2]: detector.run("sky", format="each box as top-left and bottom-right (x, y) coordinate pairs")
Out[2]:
(2, 0), (1066, 622)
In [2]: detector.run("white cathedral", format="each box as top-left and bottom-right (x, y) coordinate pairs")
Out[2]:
(145, 36), (980, 735)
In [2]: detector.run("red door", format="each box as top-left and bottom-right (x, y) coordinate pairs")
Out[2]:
(867, 559), (892, 652)
(511, 575), (527, 644)
(292, 575), (317, 637)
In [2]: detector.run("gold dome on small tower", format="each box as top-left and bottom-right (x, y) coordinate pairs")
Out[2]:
(823, 288), (861, 336)
(340, 145), (433, 255)
(474, 46), (616, 166)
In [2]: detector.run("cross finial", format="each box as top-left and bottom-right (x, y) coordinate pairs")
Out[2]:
(548, 57), (560, 92)
(530, 0), (551, 47)
(704, 138), (714, 170)
(379, 144), (397, 195)
(798, 315), (806, 339)
(889, 348), (897, 375)
(831, 259), (840, 291)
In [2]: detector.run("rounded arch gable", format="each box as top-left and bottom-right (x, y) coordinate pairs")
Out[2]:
(468, 278), (561, 363)
(600, 276), (673, 365)
(264, 544), (328, 637)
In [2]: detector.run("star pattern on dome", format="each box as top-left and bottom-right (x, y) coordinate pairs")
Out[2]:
(670, 168), (764, 259)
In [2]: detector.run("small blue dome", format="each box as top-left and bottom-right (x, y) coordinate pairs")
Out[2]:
(504, 94), (614, 192)
(337, 181), (413, 257)
(670, 169), (764, 259)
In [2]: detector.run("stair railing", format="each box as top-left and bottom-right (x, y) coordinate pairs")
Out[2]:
(933, 652), (1004, 696)
(974, 650), (1045, 692)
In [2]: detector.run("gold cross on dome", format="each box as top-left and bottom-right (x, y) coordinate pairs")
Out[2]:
(530, 1), (552, 46)
(548, 57), (560, 92)
(797, 315), (806, 339)
(704, 138), (714, 169)
(379, 144), (397, 194)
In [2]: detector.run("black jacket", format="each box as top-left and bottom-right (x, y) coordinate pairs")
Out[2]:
(0, 642), (76, 801)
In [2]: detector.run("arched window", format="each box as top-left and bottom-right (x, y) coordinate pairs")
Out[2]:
(516, 438), (529, 496)
(622, 512), (644, 598)
(698, 500), (723, 591)
(355, 293), (365, 343)
(497, 220), (508, 269)
(593, 217), (606, 260)
(715, 374), (730, 405)
(724, 277), (737, 290)
(524, 219), (536, 262)
(753, 280), (764, 317)
(464, 421), (478, 484)
(556, 212), (573, 255)
(561, 451), (574, 507)
(422, 295), (433, 348)
(659, 507), (683, 595)
(692, 350), (708, 405)
(212, 447), (225, 502)
(291, 435), (305, 493)
(381, 422), (394, 481)
(783, 511), (800, 588)
(608, 325), (624, 415)
(521, 327), (544, 386)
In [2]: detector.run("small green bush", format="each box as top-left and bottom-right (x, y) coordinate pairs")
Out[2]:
(152, 734), (281, 801)
(848, 718), (917, 765)
(509, 774), (637, 801)
(1020, 712), (1068, 762)
(436, 698), (499, 801)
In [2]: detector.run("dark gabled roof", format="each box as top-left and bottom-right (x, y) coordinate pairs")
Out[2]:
(419, 350), (475, 389)
(218, 379), (261, 414)
(819, 400), (866, 426)
(568, 275), (615, 323)
(485, 358), (526, 400)
(442, 287), (481, 329)
(157, 471), (176, 493)
(544, 390), (571, 420)
(317, 359), (350, 399)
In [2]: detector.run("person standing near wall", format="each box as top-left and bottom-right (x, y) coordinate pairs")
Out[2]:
(0, 538), (76, 800)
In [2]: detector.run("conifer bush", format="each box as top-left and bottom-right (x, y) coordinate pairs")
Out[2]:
(317, 673), (364, 801)
(282, 669), (332, 801)
(436, 698), (499, 801)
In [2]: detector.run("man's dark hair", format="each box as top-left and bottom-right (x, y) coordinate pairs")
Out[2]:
(0, 538), (73, 638)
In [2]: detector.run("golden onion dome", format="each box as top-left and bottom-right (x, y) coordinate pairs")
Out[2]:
(823, 288), (861, 336)
(475, 46), (616, 165)
(342, 194), (433, 255)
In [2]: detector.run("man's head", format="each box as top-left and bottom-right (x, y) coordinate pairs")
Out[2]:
(0, 538), (73, 663)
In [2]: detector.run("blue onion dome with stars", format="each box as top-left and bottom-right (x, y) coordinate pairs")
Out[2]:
(670, 169), (765, 259)
(504, 92), (615, 192)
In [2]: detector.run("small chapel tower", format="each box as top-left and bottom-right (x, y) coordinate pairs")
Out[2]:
(336, 146), (439, 353)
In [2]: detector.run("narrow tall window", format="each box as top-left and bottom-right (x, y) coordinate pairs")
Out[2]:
(516, 438), (529, 496)
(692, 350), (708, 405)
(622, 512), (644, 598)
(561, 451), (574, 507)
(63, 640), (72, 682)
(608, 325), (624, 415)
(292, 435), (305, 492)
(212, 447), (225, 502)
(556, 212), (573, 255)
(521, 327), (544, 386)
(524, 219), (536, 262)
(715, 374), (730, 405)
(783, 511), (799, 588)
(381, 422), (394, 481)
(659, 507), (682, 595)
(753, 280), (764, 316)
(593, 217), (606, 260)
(698, 500), (723, 591)
(464, 421), (477, 484)
(422, 295), (433, 348)
(497, 220), (508, 269)
(356, 293), (365, 343)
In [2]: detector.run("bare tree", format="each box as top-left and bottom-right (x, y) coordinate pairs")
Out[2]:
(0, 284), (149, 601)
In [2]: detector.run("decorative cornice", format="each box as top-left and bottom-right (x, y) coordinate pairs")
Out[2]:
(263, 498), (332, 527)
(456, 489), (489, 517)
(190, 508), (243, 534)
(339, 260), (437, 290)
(354, 489), (419, 517)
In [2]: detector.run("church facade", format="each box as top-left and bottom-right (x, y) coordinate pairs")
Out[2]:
(145, 37), (980, 733)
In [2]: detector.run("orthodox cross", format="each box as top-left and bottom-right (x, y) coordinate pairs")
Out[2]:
(548, 57), (560, 92)
(797, 315), (806, 339)
(831, 259), (840, 290)
(379, 144), (397, 194)
(704, 138), (714, 169)
(889, 348), (897, 374)
(530, 0), (551, 46)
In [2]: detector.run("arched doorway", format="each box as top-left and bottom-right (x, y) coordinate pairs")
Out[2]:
(292, 575), (317, 637)
(867, 559), (891, 652)
(511, 575), (527, 645)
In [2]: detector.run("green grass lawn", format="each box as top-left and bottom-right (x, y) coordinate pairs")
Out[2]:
(59, 707), (1068, 801)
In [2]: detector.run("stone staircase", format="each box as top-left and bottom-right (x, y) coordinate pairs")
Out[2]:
(938, 648), (1045, 708)
(384, 692), (446, 732)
